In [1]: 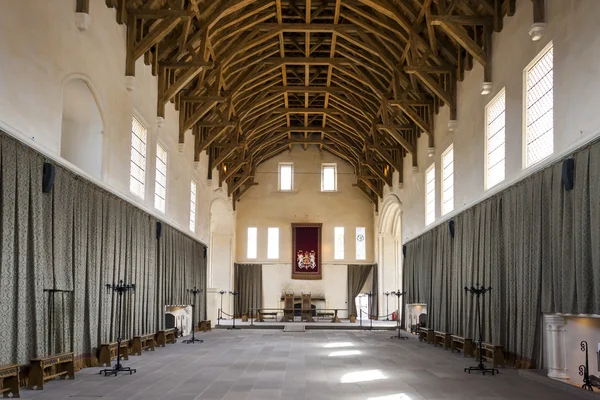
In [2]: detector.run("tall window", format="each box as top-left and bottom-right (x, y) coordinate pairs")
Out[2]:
(130, 116), (147, 199)
(356, 227), (366, 260)
(441, 146), (454, 215)
(247, 227), (257, 259)
(486, 90), (506, 189)
(189, 181), (196, 232)
(334, 227), (344, 260)
(425, 164), (435, 225)
(525, 43), (553, 167)
(321, 163), (337, 191)
(267, 227), (279, 259)
(154, 144), (167, 212)
(279, 163), (293, 191)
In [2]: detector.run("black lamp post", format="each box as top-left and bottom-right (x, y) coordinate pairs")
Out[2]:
(228, 291), (241, 330)
(217, 290), (226, 326)
(183, 287), (203, 344)
(390, 290), (407, 340)
(100, 280), (137, 376)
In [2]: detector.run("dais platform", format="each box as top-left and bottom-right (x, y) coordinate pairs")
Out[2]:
(216, 318), (397, 330)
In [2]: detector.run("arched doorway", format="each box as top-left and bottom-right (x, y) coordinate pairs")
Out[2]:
(208, 196), (234, 321)
(60, 77), (105, 180)
(377, 194), (403, 320)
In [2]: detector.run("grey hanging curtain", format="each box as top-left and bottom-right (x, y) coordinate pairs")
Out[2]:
(347, 264), (372, 317)
(370, 264), (378, 318)
(234, 263), (262, 317)
(404, 138), (600, 368)
(0, 130), (207, 368)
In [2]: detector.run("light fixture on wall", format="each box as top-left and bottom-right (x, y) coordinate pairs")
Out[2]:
(223, 164), (227, 173)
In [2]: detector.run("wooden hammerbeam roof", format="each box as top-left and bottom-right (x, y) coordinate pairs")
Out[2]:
(98, 0), (521, 208)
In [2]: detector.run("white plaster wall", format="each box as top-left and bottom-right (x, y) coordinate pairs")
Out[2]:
(0, 0), (230, 244)
(389, 0), (600, 243)
(235, 147), (375, 314)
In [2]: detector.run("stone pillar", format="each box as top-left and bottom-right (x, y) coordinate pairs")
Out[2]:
(545, 314), (570, 381)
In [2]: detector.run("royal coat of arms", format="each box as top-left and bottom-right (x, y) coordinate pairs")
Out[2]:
(297, 250), (316, 269)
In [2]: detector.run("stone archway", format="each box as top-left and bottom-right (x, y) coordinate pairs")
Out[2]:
(60, 75), (108, 180)
(377, 194), (403, 319)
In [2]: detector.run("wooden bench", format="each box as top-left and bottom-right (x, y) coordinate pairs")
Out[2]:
(475, 343), (505, 367)
(0, 364), (19, 398)
(450, 335), (474, 357)
(434, 331), (452, 350)
(418, 328), (434, 344)
(257, 311), (278, 322)
(316, 312), (334, 321)
(98, 341), (129, 367)
(131, 334), (156, 356)
(156, 328), (176, 347)
(196, 320), (212, 332)
(28, 352), (74, 390)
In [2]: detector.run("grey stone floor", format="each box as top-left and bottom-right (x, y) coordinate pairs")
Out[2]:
(20, 330), (585, 400)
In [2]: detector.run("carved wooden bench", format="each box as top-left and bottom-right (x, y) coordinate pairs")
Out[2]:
(434, 331), (452, 350)
(131, 334), (156, 356)
(450, 335), (474, 357)
(156, 328), (176, 347)
(197, 320), (212, 332)
(475, 343), (505, 367)
(0, 364), (19, 398)
(418, 327), (434, 344)
(98, 341), (129, 367)
(28, 352), (75, 390)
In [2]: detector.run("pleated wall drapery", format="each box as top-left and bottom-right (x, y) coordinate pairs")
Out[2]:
(234, 263), (263, 317)
(403, 138), (600, 368)
(347, 264), (373, 317)
(0, 131), (207, 367)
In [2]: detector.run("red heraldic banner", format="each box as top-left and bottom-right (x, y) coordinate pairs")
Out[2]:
(292, 223), (322, 280)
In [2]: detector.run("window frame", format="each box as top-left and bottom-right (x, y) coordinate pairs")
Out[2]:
(484, 88), (506, 190)
(355, 227), (366, 261)
(523, 41), (554, 169)
(278, 162), (294, 191)
(189, 180), (197, 232)
(129, 116), (147, 199)
(425, 163), (436, 225)
(334, 226), (344, 260)
(321, 163), (337, 192)
(267, 227), (280, 260)
(441, 145), (454, 216)
(247, 227), (258, 259)
(154, 142), (168, 213)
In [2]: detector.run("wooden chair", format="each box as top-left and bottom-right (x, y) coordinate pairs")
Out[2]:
(301, 293), (314, 322)
(281, 293), (294, 322)
(196, 320), (212, 332)
(28, 353), (75, 390)
(0, 364), (19, 398)
(131, 334), (156, 356)
(450, 335), (474, 357)
(98, 341), (129, 366)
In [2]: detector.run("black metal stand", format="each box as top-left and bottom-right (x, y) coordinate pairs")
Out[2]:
(580, 341), (594, 391)
(363, 291), (373, 330)
(464, 284), (498, 376)
(390, 290), (407, 340)
(183, 287), (204, 344)
(228, 291), (241, 330)
(384, 292), (390, 321)
(217, 290), (226, 326)
(100, 280), (137, 376)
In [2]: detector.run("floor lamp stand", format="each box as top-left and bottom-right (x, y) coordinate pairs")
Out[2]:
(100, 280), (137, 376)
(464, 284), (498, 376)
(390, 290), (407, 340)
(217, 290), (225, 326)
(384, 292), (390, 321)
(183, 287), (204, 344)
(228, 291), (241, 330)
